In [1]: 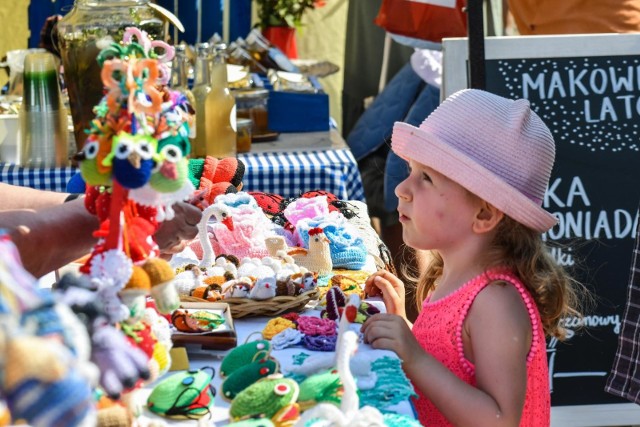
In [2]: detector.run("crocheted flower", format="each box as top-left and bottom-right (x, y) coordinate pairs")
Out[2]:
(296, 316), (336, 337)
(271, 328), (304, 350)
(263, 317), (296, 340)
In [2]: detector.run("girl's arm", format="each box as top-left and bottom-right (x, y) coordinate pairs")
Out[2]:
(363, 283), (532, 427)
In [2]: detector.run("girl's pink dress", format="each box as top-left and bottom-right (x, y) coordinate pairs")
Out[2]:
(411, 269), (550, 426)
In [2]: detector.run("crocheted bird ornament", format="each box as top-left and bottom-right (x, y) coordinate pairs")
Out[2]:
(103, 132), (159, 190)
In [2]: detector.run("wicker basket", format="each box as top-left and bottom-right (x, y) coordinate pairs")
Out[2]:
(181, 288), (320, 319)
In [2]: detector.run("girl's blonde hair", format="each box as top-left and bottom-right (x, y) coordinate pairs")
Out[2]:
(414, 215), (586, 340)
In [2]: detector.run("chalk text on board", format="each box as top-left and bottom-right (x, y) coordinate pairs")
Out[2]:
(522, 66), (640, 123)
(544, 176), (639, 240)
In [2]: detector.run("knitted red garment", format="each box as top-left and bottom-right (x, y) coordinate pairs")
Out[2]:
(411, 269), (550, 426)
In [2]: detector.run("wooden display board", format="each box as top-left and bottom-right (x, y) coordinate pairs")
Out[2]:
(443, 34), (640, 425)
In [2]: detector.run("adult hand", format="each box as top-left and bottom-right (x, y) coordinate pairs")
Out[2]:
(361, 313), (423, 367)
(364, 270), (406, 318)
(154, 202), (202, 255)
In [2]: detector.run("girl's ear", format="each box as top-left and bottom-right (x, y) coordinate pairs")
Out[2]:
(473, 201), (504, 234)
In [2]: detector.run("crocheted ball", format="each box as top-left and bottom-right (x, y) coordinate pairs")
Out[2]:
(229, 376), (299, 420)
(142, 258), (175, 286)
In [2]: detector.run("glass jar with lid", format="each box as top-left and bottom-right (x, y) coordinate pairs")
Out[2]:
(56, 0), (166, 150)
(233, 88), (269, 135)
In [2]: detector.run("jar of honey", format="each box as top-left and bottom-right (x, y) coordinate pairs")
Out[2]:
(236, 118), (253, 153)
(233, 88), (269, 135)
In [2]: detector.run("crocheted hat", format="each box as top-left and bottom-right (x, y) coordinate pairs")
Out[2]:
(392, 89), (557, 232)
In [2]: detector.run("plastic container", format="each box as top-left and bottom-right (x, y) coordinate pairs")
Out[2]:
(233, 88), (269, 134)
(19, 52), (69, 168)
(236, 118), (252, 153)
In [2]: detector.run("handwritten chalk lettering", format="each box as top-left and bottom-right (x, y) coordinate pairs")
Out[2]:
(559, 314), (621, 335)
(550, 247), (575, 266)
(548, 209), (638, 240)
(545, 176), (590, 209)
(521, 65), (640, 100)
(584, 95), (640, 123)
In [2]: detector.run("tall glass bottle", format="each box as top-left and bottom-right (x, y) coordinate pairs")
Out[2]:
(56, 0), (165, 151)
(190, 42), (212, 159)
(170, 44), (195, 108)
(204, 45), (237, 159)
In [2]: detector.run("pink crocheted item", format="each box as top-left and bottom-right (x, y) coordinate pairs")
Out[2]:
(296, 316), (337, 337)
(283, 196), (330, 228)
(411, 268), (550, 426)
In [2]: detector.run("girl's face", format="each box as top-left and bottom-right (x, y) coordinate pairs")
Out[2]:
(395, 159), (483, 252)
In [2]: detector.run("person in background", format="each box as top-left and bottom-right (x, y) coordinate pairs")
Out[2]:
(504, 0), (640, 35)
(0, 183), (201, 278)
(361, 89), (587, 426)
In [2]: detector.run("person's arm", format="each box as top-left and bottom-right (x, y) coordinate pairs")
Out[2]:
(2, 198), (99, 277)
(0, 182), (70, 211)
(362, 283), (532, 426)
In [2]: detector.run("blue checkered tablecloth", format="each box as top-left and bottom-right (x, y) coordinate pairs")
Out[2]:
(0, 148), (365, 201)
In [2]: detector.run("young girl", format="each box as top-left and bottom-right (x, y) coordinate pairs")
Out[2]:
(361, 89), (583, 427)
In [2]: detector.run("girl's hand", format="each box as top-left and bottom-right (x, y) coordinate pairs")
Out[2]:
(361, 313), (423, 367)
(364, 270), (406, 317)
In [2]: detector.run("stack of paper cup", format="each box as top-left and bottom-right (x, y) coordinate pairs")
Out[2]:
(19, 52), (69, 168)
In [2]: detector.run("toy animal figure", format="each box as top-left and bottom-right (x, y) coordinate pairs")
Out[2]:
(103, 132), (158, 189)
(75, 134), (113, 187)
(249, 276), (277, 300)
(129, 136), (195, 222)
(288, 228), (333, 275)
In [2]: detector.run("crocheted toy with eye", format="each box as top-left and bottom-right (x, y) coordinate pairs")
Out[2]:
(103, 132), (159, 190)
(229, 375), (300, 424)
(220, 339), (279, 400)
(74, 134), (113, 187)
(288, 227), (333, 275)
(146, 367), (216, 419)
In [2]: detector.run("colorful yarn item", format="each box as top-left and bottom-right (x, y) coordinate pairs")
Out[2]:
(297, 369), (343, 411)
(302, 335), (337, 352)
(220, 339), (272, 378)
(221, 358), (279, 400)
(296, 316), (337, 337)
(271, 328), (304, 350)
(229, 376), (299, 421)
(263, 317), (296, 340)
(359, 357), (417, 410)
(147, 367), (215, 419)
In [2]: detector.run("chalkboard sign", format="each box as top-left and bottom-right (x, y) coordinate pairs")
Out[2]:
(443, 34), (640, 410)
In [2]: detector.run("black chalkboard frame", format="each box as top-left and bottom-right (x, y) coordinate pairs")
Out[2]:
(442, 34), (640, 426)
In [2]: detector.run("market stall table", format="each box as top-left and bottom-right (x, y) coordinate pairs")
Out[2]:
(0, 130), (365, 202)
(137, 300), (417, 425)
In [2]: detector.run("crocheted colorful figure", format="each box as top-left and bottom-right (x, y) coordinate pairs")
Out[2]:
(222, 357), (279, 400)
(288, 228), (333, 275)
(75, 134), (113, 187)
(229, 375), (300, 425)
(220, 339), (272, 377)
(103, 132), (159, 190)
(146, 367), (216, 419)
(188, 156), (246, 208)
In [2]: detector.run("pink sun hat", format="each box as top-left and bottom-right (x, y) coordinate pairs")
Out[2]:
(392, 89), (557, 232)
